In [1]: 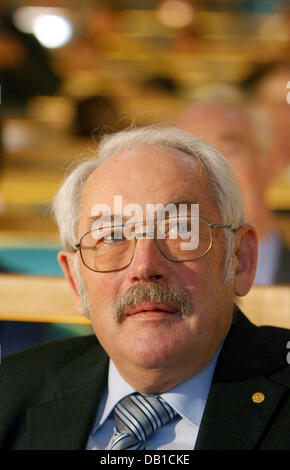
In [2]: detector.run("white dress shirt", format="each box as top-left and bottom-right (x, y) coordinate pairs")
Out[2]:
(86, 347), (221, 450)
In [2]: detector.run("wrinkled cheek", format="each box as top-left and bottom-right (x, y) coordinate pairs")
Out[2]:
(87, 290), (118, 343)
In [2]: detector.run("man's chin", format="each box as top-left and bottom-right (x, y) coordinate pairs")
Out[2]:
(121, 334), (194, 371)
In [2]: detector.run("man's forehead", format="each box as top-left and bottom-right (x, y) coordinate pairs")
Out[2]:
(101, 144), (200, 170)
(84, 144), (203, 193)
(78, 145), (213, 229)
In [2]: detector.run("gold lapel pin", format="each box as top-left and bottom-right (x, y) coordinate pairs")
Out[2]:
(252, 392), (265, 403)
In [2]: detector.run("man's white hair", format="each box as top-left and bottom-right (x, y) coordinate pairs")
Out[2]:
(53, 125), (245, 284)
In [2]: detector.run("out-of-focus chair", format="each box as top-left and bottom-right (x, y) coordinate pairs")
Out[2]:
(236, 285), (290, 329)
(0, 246), (93, 357)
(0, 273), (289, 329)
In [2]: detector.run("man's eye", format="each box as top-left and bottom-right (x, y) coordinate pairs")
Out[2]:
(102, 230), (124, 243)
(164, 219), (188, 235)
(167, 225), (178, 235)
(178, 222), (190, 234)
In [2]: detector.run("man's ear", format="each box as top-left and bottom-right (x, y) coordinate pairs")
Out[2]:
(57, 250), (86, 316)
(233, 224), (258, 297)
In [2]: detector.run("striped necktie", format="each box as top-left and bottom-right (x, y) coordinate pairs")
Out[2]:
(110, 393), (177, 450)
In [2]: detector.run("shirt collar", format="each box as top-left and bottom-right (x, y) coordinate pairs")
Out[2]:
(97, 360), (135, 429)
(161, 347), (221, 428)
(92, 346), (221, 433)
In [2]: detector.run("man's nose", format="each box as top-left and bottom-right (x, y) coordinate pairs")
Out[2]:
(126, 237), (170, 283)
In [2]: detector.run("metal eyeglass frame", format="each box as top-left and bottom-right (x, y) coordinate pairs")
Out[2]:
(74, 215), (233, 273)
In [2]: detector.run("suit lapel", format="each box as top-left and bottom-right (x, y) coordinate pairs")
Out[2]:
(26, 340), (109, 450)
(195, 310), (288, 450)
(195, 375), (287, 449)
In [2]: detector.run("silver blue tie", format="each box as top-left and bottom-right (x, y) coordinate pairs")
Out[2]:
(110, 393), (177, 450)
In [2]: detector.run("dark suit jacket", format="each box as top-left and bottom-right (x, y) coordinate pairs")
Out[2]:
(0, 309), (289, 450)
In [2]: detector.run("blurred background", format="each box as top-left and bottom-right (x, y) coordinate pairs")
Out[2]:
(0, 0), (289, 355)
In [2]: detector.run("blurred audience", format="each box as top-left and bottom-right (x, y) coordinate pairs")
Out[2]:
(74, 94), (124, 138)
(0, 13), (60, 112)
(0, 110), (4, 217)
(0, 104), (52, 356)
(0, 110), (3, 179)
(241, 62), (290, 185)
(175, 98), (290, 285)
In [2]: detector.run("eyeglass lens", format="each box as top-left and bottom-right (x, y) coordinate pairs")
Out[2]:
(79, 216), (213, 272)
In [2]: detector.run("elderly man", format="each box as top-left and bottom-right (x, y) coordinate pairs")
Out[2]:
(175, 101), (290, 285)
(0, 126), (289, 450)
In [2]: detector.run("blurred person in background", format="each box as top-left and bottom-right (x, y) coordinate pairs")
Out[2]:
(0, 12), (60, 113)
(74, 94), (124, 138)
(0, 111), (3, 212)
(175, 99), (290, 285)
(241, 62), (290, 186)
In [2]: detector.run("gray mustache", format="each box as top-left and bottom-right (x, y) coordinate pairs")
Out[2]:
(113, 283), (193, 323)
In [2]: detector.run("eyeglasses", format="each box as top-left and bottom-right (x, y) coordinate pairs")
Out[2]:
(74, 215), (233, 273)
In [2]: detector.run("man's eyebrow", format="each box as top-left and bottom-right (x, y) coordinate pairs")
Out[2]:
(86, 200), (198, 227)
(88, 201), (197, 217)
(165, 199), (198, 207)
(87, 214), (132, 225)
(88, 214), (110, 222)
